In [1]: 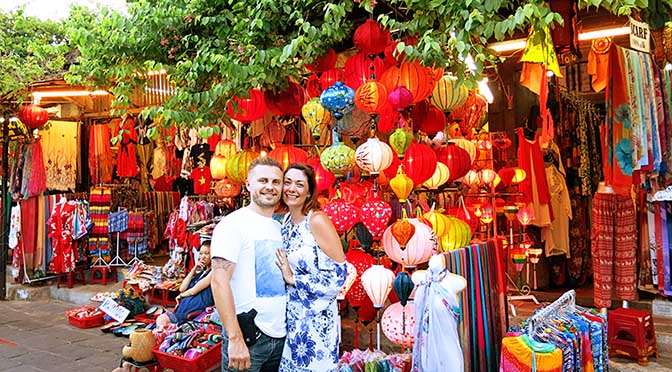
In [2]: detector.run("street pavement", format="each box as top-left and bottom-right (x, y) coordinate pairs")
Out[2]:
(0, 300), (127, 372)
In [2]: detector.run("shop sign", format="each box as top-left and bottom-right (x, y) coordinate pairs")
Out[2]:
(629, 18), (650, 53)
(100, 296), (130, 323)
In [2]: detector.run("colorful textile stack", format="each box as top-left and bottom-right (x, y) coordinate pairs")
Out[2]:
(89, 186), (112, 261)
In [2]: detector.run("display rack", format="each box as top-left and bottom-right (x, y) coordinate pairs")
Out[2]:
(526, 289), (576, 334)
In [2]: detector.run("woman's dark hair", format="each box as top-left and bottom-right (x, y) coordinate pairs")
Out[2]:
(277, 163), (320, 216)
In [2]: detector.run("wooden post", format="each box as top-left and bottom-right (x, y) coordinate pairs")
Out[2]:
(0, 115), (10, 300)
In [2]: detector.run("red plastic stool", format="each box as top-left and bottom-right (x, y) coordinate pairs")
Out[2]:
(57, 267), (87, 289)
(149, 287), (178, 308)
(608, 308), (658, 365)
(90, 266), (118, 285)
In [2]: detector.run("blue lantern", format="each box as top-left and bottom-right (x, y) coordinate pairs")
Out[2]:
(392, 271), (414, 306)
(320, 81), (355, 120)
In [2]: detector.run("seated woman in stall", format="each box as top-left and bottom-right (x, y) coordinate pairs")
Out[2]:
(156, 240), (214, 326)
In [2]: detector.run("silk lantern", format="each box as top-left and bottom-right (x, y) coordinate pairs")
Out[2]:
(345, 249), (376, 308)
(264, 81), (306, 116)
(306, 156), (335, 192)
(319, 68), (345, 91)
(337, 261), (358, 300)
(215, 139), (237, 158)
(361, 265), (395, 308)
(227, 88), (267, 122)
(382, 302), (416, 348)
(400, 143), (437, 187)
(378, 104), (403, 133)
(439, 216), (472, 251)
(355, 81), (388, 114)
(448, 138), (477, 164)
(389, 128), (414, 159)
(267, 145), (308, 170)
(430, 75), (469, 113)
(380, 62), (437, 104)
(225, 150), (259, 184)
(462, 169), (481, 187)
(450, 91), (488, 135)
(354, 222), (374, 249)
(391, 211), (415, 250)
(389, 166), (414, 202)
(338, 180), (373, 207)
(388, 86), (414, 112)
(302, 98), (332, 139)
(214, 178), (241, 198)
(353, 19), (391, 54)
(345, 52), (386, 90)
(305, 48), (337, 72)
(323, 198), (360, 234)
(436, 143), (472, 182)
(422, 161), (450, 189)
(517, 206), (534, 227)
(449, 205), (479, 234)
(305, 73), (323, 98)
(423, 209), (450, 238)
(18, 104), (49, 130)
(393, 272), (415, 306)
(355, 137), (394, 176)
(512, 167), (527, 184)
(479, 168), (497, 185)
(383, 218), (437, 268)
(320, 81), (355, 120)
(210, 155), (228, 179)
(359, 197), (393, 240)
(320, 142), (355, 178)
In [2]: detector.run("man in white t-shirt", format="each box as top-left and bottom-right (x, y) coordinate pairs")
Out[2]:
(211, 157), (286, 372)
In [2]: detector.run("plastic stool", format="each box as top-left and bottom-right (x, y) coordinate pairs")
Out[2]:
(149, 287), (178, 308)
(608, 308), (658, 365)
(57, 267), (86, 289)
(90, 266), (118, 285)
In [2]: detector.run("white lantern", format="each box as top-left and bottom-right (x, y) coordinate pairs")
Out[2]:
(337, 261), (358, 300)
(360, 264), (394, 308)
(355, 137), (394, 175)
(422, 161), (450, 189)
(383, 218), (438, 268)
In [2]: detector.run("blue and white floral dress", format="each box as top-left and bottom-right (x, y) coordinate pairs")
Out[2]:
(279, 211), (348, 372)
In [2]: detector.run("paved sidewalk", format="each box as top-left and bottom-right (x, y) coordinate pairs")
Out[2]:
(0, 300), (126, 372)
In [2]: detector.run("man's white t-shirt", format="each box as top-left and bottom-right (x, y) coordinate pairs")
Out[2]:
(211, 207), (286, 338)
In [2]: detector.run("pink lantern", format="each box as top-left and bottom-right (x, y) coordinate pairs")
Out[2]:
(361, 265), (395, 308)
(388, 86), (414, 112)
(359, 197), (393, 240)
(323, 199), (360, 234)
(381, 302), (416, 348)
(382, 218), (438, 268)
(516, 206), (534, 227)
(337, 261), (358, 300)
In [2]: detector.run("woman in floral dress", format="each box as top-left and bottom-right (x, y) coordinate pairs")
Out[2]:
(275, 163), (347, 372)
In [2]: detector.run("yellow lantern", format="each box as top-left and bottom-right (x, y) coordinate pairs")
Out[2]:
(430, 75), (469, 113)
(422, 162), (450, 189)
(439, 216), (472, 252)
(512, 167), (527, 184)
(423, 209), (450, 238)
(215, 139), (237, 157)
(302, 98), (332, 139)
(479, 168), (497, 185)
(389, 165), (414, 202)
(462, 169), (481, 187)
(210, 155), (228, 180)
(226, 150), (260, 184)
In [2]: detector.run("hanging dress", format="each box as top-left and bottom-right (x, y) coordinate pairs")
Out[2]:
(542, 142), (572, 257)
(517, 127), (553, 227)
(47, 199), (77, 274)
(279, 211), (348, 372)
(114, 117), (139, 178)
(89, 124), (114, 184)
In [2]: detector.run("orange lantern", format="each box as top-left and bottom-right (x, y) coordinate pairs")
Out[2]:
(215, 139), (237, 158)
(354, 81), (388, 114)
(380, 61), (437, 104)
(210, 155), (228, 180)
(18, 104), (49, 129)
(214, 178), (241, 198)
(390, 211), (415, 249)
(389, 166), (414, 202)
(267, 145), (308, 171)
(449, 91), (488, 135)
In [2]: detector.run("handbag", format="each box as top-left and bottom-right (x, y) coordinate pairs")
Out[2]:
(236, 309), (262, 346)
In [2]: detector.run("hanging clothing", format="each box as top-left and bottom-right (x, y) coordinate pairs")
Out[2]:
(47, 199), (78, 274)
(500, 335), (563, 372)
(587, 38), (611, 93)
(9, 204), (21, 249)
(20, 143), (32, 197)
(568, 196), (592, 286)
(136, 142), (153, 192)
(151, 143), (167, 179)
(279, 211), (347, 372)
(412, 268), (464, 372)
(113, 117), (139, 178)
(542, 142), (572, 257)
(40, 121), (78, 191)
(28, 138), (47, 196)
(191, 167), (212, 195)
(517, 127), (553, 227)
(591, 192), (638, 308)
(89, 124), (114, 184)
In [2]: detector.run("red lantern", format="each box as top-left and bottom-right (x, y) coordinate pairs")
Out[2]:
(359, 197), (393, 240)
(305, 48), (337, 72)
(319, 68), (344, 91)
(497, 167), (516, 187)
(18, 104), (49, 129)
(305, 73), (322, 98)
(345, 52), (386, 90)
(345, 248), (376, 308)
(411, 100), (446, 136)
(379, 61), (438, 104)
(306, 157), (336, 192)
(267, 145), (308, 171)
(264, 81), (306, 116)
(338, 180), (373, 207)
(383, 142), (437, 187)
(323, 198), (360, 234)
(436, 143), (471, 182)
(450, 91), (488, 135)
(227, 88), (267, 122)
(355, 81), (388, 114)
(377, 104), (402, 133)
(214, 178), (241, 198)
(353, 19), (391, 54)
(449, 206), (479, 234)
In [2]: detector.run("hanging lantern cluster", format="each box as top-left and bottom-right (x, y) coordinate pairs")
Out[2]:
(210, 139), (237, 180)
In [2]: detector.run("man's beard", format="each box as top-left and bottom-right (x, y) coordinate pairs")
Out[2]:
(251, 191), (279, 208)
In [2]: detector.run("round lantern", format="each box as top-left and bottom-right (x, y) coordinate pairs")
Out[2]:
(383, 218), (437, 268)
(302, 98), (332, 139)
(320, 142), (356, 178)
(448, 138), (477, 164)
(361, 265), (395, 308)
(516, 206), (534, 227)
(355, 137), (394, 175)
(387, 86), (414, 112)
(210, 155), (228, 179)
(359, 197), (393, 240)
(430, 75), (469, 113)
(479, 168), (497, 185)
(18, 104), (49, 130)
(381, 301), (416, 348)
(267, 145), (308, 171)
(439, 216), (472, 251)
(389, 166), (414, 202)
(345, 249), (376, 308)
(214, 178), (242, 198)
(306, 156), (335, 192)
(412, 100), (446, 136)
(462, 169), (481, 187)
(215, 139), (237, 157)
(436, 143), (472, 182)
(384, 142), (438, 187)
(389, 128), (414, 159)
(264, 81), (306, 116)
(337, 261), (358, 300)
(323, 198), (360, 234)
(353, 19), (391, 54)
(422, 161), (450, 189)
(355, 81), (388, 114)
(380, 62), (437, 104)
(305, 73), (323, 98)
(423, 210), (450, 238)
(319, 68), (345, 91)
(320, 81), (355, 120)
(225, 150), (259, 184)
(497, 167), (516, 187)
(511, 167), (527, 184)
(305, 48), (337, 72)
(227, 88), (267, 122)
(450, 91), (488, 135)
(345, 52), (386, 90)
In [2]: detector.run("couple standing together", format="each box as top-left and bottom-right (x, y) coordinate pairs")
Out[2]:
(210, 157), (348, 372)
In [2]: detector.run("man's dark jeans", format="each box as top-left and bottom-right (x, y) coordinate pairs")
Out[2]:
(221, 332), (285, 372)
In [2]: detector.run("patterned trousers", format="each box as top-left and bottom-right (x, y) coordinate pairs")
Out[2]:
(591, 193), (638, 308)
